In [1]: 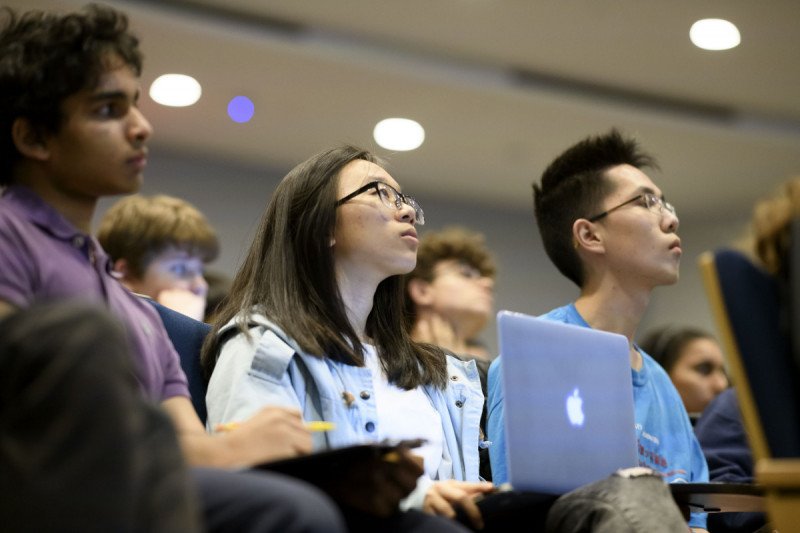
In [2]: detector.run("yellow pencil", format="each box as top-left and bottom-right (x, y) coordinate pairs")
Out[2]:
(214, 420), (336, 433)
(215, 422), (240, 433)
(305, 421), (336, 432)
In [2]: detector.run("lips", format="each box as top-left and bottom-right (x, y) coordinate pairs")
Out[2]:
(669, 238), (682, 254)
(127, 149), (148, 170)
(401, 228), (418, 239)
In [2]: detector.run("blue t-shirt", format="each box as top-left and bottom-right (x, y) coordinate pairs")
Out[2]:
(487, 303), (709, 529)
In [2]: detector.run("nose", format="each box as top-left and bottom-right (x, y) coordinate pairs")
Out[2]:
(129, 106), (153, 144)
(711, 371), (729, 394)
(396, 202), (417, 225)
(662, 208), (679, 233)
(190, 273), (209, 297)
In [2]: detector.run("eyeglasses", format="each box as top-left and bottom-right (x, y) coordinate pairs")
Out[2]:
(587, 193), (676, 223)
(335, 180), (425, 225)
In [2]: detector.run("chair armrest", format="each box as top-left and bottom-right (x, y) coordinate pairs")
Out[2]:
(756, 458), (800, 533)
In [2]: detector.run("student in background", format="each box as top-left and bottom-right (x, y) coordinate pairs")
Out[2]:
(404, 226), (497, 362)
(694, 389), (766, 533)
(202, 145), (492, 532)
(638, 326), (729, 419)
(403, 226), (497, 480)
(692, 176), (800, 533)
(744, 174), (800, 354)
(744, 175), (800, 280)
(97, 193), (219, 321)
(486, 129), (709, 532)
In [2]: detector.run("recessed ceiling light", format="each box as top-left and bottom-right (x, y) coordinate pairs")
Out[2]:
(227, 96), (255, 123)
(373, 118), (425, 151)
(690, 18), (741, 51)
(149, 74), (202, 107)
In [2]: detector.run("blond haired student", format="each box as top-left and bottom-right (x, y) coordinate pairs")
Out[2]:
(98, 193), (220, 321)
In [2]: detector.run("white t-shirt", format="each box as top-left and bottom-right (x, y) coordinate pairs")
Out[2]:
(363, 345), (444, 478)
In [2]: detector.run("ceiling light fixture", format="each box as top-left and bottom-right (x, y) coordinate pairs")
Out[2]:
(373, 118), (425, 151)
(149, 74), (202, 107)
(227, 96), (255, 123)
(690, 18), (741, 51)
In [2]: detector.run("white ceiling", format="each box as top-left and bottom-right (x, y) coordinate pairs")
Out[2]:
(12, 0), (800, 219)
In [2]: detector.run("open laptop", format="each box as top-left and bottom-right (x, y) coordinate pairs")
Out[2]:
(497, 309), (638, 494)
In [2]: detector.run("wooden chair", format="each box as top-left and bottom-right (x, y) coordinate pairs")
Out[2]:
(699, 248), (800, 532)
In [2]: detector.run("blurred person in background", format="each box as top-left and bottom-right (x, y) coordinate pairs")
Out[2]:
(638, 326), (729, 420)
(404, 226), (496, 362)
(97, 193), (219, 321)
(403, 226), (497, 480)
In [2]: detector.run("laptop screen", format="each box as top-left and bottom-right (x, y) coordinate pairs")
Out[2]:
(497, 310), (638, 493)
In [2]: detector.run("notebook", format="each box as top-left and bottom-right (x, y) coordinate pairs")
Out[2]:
(497, 309), (638, 494)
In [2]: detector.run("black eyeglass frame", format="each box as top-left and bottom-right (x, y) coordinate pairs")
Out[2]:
(335, 180), (425, 225)
(587, 193), (675, 223)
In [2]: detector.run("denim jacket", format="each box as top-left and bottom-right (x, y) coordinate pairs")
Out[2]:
(206, 312), (485, 509)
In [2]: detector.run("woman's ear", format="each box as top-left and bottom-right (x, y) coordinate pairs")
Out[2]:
(11, 118), (50, 161)
(407, 277), (434, 307)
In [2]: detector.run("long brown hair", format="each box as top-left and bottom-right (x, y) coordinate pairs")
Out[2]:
(201, 145), (447, 389)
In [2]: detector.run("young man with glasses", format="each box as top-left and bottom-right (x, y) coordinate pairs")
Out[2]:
(486, 129), (709, 532)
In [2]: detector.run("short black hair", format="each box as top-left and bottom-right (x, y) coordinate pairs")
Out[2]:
(0, 4), (141, 185)
(533, 129), (658, 287)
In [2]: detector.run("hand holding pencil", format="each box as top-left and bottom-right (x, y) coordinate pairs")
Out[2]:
(216, 420), (336, 433)
(213, 406), (317, 466)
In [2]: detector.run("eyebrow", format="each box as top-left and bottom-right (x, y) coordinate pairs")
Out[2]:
(632, 186), (666, 200)
(89, 89), (140, 102)
(366, 176), (403, 192)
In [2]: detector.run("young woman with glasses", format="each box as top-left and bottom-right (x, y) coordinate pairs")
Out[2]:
(201, 145), (493, 532)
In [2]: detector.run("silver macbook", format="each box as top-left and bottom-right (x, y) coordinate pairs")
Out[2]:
(497, 309), (638, 494)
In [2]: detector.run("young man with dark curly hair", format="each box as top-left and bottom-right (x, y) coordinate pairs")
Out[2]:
(0, 5), (358, 532)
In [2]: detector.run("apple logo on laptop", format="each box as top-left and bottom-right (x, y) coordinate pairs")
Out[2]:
(566, 388), (585, 427)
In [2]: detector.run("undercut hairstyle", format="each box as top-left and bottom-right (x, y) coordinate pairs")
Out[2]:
(533, 128), (658, 287)
(639, 326), (716, 374)
(0, 4), (142, 186)
(403, 226), (497, 326)
(97, 194), (219, 279)
(201, 145), (447, 389)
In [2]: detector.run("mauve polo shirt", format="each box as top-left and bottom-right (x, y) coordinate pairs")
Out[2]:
(0, 185), (189, 402)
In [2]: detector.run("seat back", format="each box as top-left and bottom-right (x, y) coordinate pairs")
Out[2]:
(149, 300), (211, 424)
(699, 249), (800, 461)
